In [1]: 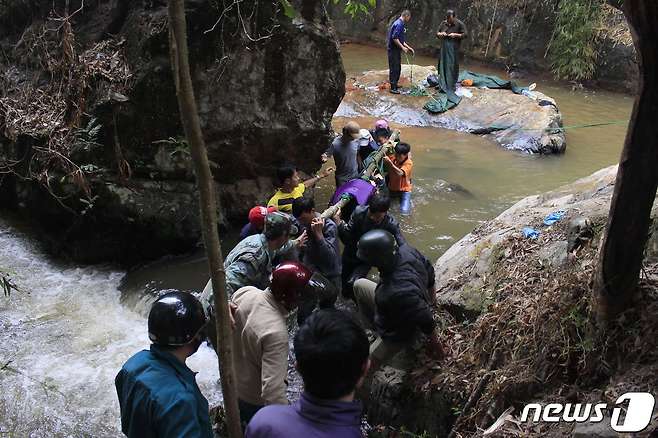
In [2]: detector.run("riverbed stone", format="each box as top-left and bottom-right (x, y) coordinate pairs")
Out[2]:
(337, 65), (565, 154)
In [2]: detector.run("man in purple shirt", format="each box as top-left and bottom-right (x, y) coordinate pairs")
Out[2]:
(387, 10), (415, 94)
(245, 309), (370, 438)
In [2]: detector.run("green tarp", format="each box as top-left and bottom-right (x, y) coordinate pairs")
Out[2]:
(424, 70), (528, 114)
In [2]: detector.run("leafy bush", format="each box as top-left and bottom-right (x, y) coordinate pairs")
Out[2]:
(549, 0), (603, 81)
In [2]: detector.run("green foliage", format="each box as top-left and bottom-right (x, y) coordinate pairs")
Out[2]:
(549, 0), (603, 81)
(279, 0), (297, 18)
(72, 117), (103, 153)
(334, 0), (375, 19)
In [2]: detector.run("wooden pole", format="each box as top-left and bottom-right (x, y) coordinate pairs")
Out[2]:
(167, 1), (242, 437)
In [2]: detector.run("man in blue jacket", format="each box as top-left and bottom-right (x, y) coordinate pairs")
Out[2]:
(115, 291), (213, 438)
(387, 10), (415, 94)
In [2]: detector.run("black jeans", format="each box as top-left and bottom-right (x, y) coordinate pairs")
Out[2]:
(388, 48), (401, 89)
(239, 399), (264, 427)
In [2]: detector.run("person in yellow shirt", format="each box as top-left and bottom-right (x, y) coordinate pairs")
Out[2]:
(384, 142), (413, 215)
(268, 164), (334, 212)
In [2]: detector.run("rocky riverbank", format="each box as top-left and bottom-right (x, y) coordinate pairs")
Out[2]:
(338, 64), (565, 154)
(0, 1), (343, 265)
(365, 165), (658, 436)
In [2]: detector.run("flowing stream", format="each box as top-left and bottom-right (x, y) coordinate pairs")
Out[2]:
(0, 43), (634, 436)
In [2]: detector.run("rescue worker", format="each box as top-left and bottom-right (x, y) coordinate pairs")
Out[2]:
(387, 10), (414, 94)
(115, 291), (212, 438)
(333, 192), (405, 299)
(436, 10), (467, 94)
(201, 211), (307, 348)
(231, 262), (315, 425)
(353, 230), (443, 371)
(246, 309), (369, 438)
(292, 197), (341, 324)
(322, 122), (361, 188)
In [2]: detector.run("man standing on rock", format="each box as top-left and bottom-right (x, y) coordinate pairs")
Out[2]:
(387, 10), (414, 94)
(436, 10), (467, 94)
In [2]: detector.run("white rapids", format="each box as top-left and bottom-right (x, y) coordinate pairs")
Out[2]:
(0, 218), (221, 437)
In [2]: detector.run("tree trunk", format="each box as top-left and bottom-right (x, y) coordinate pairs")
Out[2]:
(167, 1), (242, 437)
(593, 0), (658, 322)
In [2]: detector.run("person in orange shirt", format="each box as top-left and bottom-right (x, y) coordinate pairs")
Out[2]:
(384, 142), (413, 215)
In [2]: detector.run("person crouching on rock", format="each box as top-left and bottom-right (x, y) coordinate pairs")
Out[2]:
(384, 142), (414, 215)
(200, 211), (307, 349)
(115, 291), (213, 438)
(231, 262), (316, 426)
(353, 230), (443, 372)
(245, 309), (369, 438)
(387, 10), (414, 94)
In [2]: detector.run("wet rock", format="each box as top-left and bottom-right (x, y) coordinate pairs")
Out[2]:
(339, 65), (565, 154)
(539, 240), (570, 268)
(366, 365), (454, 436)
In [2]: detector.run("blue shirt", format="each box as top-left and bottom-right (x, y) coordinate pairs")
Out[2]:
(387, 18), (406, 50)
(246, 392), (363, 438)
(115, 345), (213, 438)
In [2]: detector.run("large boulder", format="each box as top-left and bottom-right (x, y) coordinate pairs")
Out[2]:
(338, 65), (565, 154)
(0, 1), (344, 265)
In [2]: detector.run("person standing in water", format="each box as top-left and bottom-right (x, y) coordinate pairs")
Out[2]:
(436, 10), (467, 94)
(387, 10), (414, 94)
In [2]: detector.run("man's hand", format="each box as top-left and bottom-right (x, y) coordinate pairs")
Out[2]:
(437, 31), (447, 38)
(402, 46), (409, 53)
(311, 217), (325, 241)
(408, 46), (415, 55)
(294, 230), (308, 249)
(321, 166), (335, 178)
(321, 153), (329, 163)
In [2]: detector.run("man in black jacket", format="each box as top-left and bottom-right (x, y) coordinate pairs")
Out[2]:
(353, 230), (442, 370)
(333, 192), (405, 299)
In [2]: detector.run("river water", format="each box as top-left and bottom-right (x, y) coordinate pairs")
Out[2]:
(0, 43), (633, 436)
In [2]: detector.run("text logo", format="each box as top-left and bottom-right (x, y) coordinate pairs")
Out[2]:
(520, 392), (655, 432)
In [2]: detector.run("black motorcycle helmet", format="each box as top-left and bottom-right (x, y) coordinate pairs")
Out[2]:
(148, 291), (208, 346)
(356, 229), (398, 272)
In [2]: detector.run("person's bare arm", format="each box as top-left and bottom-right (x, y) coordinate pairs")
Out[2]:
(303, 167), (335, 188)
(394, 38), (408, 53)
(384, 156), (405, 176)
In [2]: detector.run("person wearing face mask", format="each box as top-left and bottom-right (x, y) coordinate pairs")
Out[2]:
(115, 291), (213, 438)
(332, 192), (405, 299)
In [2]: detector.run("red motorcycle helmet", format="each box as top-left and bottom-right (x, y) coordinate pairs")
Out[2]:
(270, 262), (312, 310)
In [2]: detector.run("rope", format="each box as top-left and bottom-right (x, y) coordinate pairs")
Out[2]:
(486, 119), (630, 133)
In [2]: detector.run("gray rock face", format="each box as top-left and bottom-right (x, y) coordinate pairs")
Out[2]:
(339, 65), (565, 154)
(0, 1), (344, 265)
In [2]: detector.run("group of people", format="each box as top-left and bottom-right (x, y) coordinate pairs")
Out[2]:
(115, 99), (438, 438)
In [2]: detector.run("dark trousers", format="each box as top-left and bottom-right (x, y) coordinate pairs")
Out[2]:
(388, 49), (401, 89)
(239, 399), (264, 427)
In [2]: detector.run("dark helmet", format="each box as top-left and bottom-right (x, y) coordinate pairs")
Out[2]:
(264, 211), (298, 240)
(148, 291), (208, 346)
(270, 262), (312, 309)
(356, 229), (398, 271)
